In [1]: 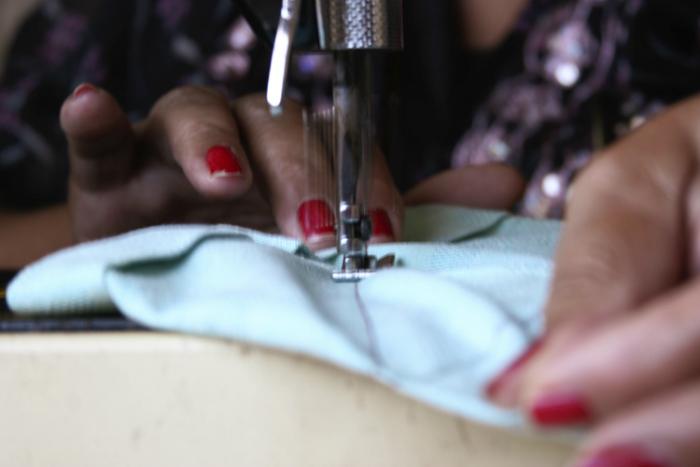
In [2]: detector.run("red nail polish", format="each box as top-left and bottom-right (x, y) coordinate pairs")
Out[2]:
(486, 339), (544, 400)
(530, 392), (592, 426)
(577, 445), (672, 467)
(370, 209), (395, 239)
(298, 199), (336, 240)
(206, 146), (242, 176)
(73, 83), (96, 98)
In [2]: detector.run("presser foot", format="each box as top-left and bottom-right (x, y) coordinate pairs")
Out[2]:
(332, 254), (396, 282)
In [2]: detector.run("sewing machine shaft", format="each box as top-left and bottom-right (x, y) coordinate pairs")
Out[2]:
(332, 52), (376, 280)
(238, 0), (403, 281)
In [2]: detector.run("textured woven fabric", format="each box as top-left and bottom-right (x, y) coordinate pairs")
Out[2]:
(8, 205), (561, 428)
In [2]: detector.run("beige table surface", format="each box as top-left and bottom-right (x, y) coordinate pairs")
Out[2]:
(0, 332), (575, 467)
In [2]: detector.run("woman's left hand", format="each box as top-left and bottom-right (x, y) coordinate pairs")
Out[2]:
(486, 95), (700, 467)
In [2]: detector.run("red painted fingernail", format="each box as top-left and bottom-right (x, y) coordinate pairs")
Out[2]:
(576, 445), (672, 467)
(206, 146), (242, 177)
(73, 83), (96, 98)
(486, 339), (544, 400)
(530, 392), (592, 426)
(370, 209), (395, 240)
(298, 199), (336, 240)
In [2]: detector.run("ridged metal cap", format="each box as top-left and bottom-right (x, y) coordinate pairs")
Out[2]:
(316, 0), (403, 50)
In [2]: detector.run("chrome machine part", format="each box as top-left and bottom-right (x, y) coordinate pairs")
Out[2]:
(262, 0), (403, 282)
(332, 52), (381, 282)
(315, 0), (403, 50)
(267, 0), (303, 110)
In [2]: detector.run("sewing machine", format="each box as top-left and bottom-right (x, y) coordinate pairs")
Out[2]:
(238, 0), (401, 281)
(0, 1), (575, 465)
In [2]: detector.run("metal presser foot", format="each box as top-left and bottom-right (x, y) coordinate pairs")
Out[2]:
(332, 253), (397, 282)
(332, 202), (396, 283)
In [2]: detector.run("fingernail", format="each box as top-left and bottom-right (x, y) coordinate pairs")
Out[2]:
(370, 209), (395, 240)
(485, 339), (544, 402)
(530, 392), (592, 426)
(575, 445), (672, 467)
(73, 83), (96, 98)
(206, 146), (242, 177)
(298, 199), (336, 240)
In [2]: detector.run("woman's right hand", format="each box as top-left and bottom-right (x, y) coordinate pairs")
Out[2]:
(60, 84), (403, 249)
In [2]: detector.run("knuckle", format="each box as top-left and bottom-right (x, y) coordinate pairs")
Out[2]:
(170, 116), (237, 150)
(174, 119), (217, 145)
(232, 94), (270, 120)
(234, 93), (268, 111)
(155, 85), (226, 113)
(568, 241), (629, 288)
(549, 243), (634, 322)
(579, 145), (683, 215)
(576, 153), (629, 198)
(234, 94), (303, 123)
(138, 189), (179, 218)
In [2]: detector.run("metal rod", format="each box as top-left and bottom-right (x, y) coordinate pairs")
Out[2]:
(334, 51), (374, 268)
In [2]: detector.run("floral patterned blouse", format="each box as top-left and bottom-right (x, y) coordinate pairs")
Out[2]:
(1, 0), (699, 217)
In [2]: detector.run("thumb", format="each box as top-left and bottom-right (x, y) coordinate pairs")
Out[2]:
(60, 83), (135, 191)
(543, 103), (698, 329)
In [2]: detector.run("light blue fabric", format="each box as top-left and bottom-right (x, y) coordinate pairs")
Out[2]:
(8, 206), (561, 429)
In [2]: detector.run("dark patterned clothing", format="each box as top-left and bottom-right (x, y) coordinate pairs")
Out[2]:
(451, 0), (700, 217)
(1, 0), (699, 217)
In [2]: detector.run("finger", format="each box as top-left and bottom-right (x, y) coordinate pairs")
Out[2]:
(403, 164), (526, 210)
(517, 278), (700, 427)
(368, 149), (403, 243)
(145, 85), (253, 199)
(544, 98), (700, 328)
(232, 95), (336, 249)
(571, 381), (700, 467)
(233, 97), (403, 250)
(60, 83), (135, 191)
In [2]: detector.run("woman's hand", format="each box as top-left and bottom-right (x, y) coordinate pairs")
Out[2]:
(60, 84), (402, 249)
(487, 95), (700, 467)
(0, 205), (73, 268)
(404, 163), (526, 210)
